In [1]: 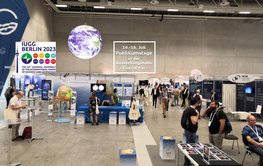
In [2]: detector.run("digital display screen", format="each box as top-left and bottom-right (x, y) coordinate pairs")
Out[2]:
(91, 84), (106, 92)
(42, 80), (51, 100)
(245, 87), (252, 94)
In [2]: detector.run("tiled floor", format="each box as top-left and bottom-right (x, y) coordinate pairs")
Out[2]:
(0, 98), (259, 166)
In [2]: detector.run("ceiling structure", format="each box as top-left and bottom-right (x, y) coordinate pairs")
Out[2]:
(44, 0), (263, 19)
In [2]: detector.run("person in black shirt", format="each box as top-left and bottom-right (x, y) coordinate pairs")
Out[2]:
(201, 100), (227, 149)
(151, 85), (159, 108)
(4, 86), (15, 108)
(89, 92), (100, 125)
(181, 98), (200, 166)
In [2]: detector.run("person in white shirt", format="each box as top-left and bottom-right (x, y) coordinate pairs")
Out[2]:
(8, 91), (27, 140)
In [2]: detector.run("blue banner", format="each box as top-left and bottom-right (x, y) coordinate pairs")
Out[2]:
(0, 0), (30, 94)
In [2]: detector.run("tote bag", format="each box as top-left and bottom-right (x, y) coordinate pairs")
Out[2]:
(95, 97), (100, 115)
(4, 108), (17, 121)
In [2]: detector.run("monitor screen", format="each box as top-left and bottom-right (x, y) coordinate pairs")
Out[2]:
(91, 84), (106, 93)
(245, 87), (252, 94)
(139, 80), (149, 86)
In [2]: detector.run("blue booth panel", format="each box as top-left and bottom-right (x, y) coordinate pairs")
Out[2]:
(77, 105), (143, 123)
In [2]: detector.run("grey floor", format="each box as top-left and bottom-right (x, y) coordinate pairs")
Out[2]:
(0, 98), (258, 166)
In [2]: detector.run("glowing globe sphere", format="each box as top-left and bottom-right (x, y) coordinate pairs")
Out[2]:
(68, 25), (102, 59)
(57, 86), (73, 101)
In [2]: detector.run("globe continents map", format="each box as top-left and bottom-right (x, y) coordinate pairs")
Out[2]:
(68, 25), (102, 59)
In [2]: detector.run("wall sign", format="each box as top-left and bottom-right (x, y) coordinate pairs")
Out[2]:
(113, 41), (156, 73)
(16, 41), (56, 73)
(228, 74), (255, 83)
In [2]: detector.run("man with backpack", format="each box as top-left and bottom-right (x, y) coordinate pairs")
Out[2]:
(201, 100), (229, 150)
(4, 86), (15, 108)
(181, 98), (200, 166)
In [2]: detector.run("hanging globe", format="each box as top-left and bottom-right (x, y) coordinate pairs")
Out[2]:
(68, 25), (102, 59)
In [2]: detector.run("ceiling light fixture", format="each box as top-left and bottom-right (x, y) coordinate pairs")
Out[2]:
(56, 4), (67, 8)
(94, 6), (105, 9)
(239, 11), (251, 14)
(203, 10), (215, 13)
(167, 9), (179, 12)
(130, 7), (143, 11)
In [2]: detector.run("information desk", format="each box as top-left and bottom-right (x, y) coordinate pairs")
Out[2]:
(77, 105), (143, 123)
(177, 143), (241, 166)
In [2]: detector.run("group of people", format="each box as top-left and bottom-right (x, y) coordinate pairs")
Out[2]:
(89, 88), (120, 125)
(181, 97), (263, 166)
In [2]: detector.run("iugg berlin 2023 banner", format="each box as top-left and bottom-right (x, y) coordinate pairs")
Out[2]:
(15, 41), (56, 73)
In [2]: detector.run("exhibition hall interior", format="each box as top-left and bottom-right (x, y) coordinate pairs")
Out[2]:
(1, 0), (263, 166)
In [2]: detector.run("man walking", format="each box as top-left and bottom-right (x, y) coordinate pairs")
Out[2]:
(201, 101), (227, 149)
(151, 85), (159, 108)
(181, 98), (200, 166)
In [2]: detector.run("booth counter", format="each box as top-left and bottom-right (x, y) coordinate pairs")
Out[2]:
(77, 105), (143, 123)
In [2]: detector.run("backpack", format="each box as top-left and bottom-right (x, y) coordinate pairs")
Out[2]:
(4, 87), (12, 98)
(217, 108), (232, 134)
(22, 126), (32, 139)
(181, 108), (190, 129)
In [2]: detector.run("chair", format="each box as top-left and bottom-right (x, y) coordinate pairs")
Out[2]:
(250, 105), (262, 118)
(224, 133), (240, 154)
(241, 134), (258, 166)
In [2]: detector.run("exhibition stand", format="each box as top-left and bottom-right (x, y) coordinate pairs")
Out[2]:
(177, 143), (241, 166)
(77, 106), (143, 123)
(0, 120), (22, 166)
(159, 136), (176, 160)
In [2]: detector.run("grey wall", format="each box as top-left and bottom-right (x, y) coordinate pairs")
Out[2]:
(54, 15), (263, 79)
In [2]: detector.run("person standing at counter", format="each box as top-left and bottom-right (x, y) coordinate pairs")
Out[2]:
(5, 91), (27, 140)
(89, 92), (100, 125)
(111, 88), (119, 106)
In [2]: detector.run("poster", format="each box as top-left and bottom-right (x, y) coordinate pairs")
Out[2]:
(16, 42), (56, 73)
(123, 83), (133, 96)
(42, 80), (51, 100)
(113, 83), (123, 96)
(113, 41), (156, 73)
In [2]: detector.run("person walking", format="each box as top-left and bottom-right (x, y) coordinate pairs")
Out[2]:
(181, 83), (189, 107)
(192, 89), (203, 114)
(151, 85), (159, 108)
(161, 87), (169, 118)
(201, 100), (227, 149)
(171, 86), (180, 106)
(181, 98), (200, 166)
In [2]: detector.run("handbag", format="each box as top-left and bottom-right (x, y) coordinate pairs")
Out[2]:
(4, 108), (18, 121)
(95, 97), (100, 115)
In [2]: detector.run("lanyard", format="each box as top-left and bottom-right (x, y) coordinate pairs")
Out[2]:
(246, 125), (259, 137)
(209, 109), (219, 123)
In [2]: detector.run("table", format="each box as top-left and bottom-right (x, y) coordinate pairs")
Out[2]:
(77, 105), (144, 123)
(0, 120), (22, 166)
(26, 107), (43, 143)
(177, 143), (241, 166)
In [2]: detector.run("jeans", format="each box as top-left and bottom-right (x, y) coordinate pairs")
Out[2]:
(173, 96), (179, 106)
(152, 95), (157, 108)
(184, 130), (197, 166)
(248, 144), (263, 165)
